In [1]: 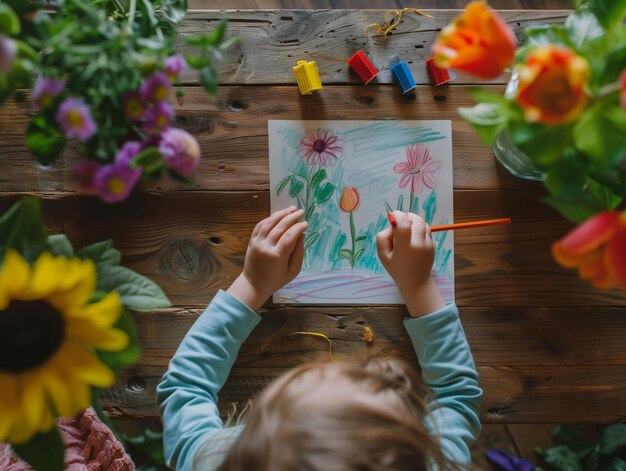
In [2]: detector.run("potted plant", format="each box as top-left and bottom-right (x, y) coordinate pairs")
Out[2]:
(433, 0), (626, 290)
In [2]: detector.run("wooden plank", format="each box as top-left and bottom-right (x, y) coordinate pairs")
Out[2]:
(507, 424), (555, 464)
(0, 85), (541, 192)
(190, 1), (573, 9)
(101, 363), (626, 422)
(177, 10), (569, 85)
(0, 189), (622, 307)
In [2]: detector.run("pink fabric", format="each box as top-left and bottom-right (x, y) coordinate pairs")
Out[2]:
(0, 408), (134, 471)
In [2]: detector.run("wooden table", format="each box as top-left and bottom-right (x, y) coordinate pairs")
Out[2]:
(1, 9), (625, 424)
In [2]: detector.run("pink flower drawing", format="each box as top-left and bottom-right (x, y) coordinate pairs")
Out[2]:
(298, 129), (343, 167)
(393, 144), (441, 193)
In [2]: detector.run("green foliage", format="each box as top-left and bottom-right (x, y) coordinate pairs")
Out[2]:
(0, 197), (48, 263)
(458, 103), (508, 145)
(77, 240), (171, 309)
(314, 181), (334, 204)
(589, 0), (626, 29)
(13, 428), (64, 471)
(26, 114), (67, 166)
(98, 308), (141, 371)
(47, 234), (75, 257)
(124, 428), (168, 471)
(537, 424), (626, 471)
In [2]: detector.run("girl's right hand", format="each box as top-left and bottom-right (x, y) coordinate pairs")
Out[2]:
(376, 211), (445, 317)
(227, 206), (308, 310)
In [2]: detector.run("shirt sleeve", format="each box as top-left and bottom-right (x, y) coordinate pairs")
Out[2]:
(403, 303), (482, 466)
(156, 290), (262, 471)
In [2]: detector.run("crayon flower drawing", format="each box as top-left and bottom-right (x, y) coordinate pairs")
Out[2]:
(269, 120), (454, 304)
(276, 128), (341, 251)
(338, 187), (367, 268)
(394, 144), (442, 213)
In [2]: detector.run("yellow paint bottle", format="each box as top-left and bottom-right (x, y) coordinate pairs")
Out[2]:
(293, 60), (323, 95)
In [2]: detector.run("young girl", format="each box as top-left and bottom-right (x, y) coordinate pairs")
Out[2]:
(157, 206), (482, 471)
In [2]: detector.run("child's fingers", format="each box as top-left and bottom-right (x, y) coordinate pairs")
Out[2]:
(267, 208), (305, 245)
(408, 214), (427, 244)
(393, 211), (412, 247)
(258, 206), (297, 239)
(288, 233), (305, 276)
(251, 219), (265, 241)
(376, 227), (394, 259)
(276, 221), (308, 255)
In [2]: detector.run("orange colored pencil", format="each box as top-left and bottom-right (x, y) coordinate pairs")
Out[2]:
(430, 218), (511, 232)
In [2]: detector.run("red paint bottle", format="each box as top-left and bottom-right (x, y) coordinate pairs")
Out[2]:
(347, 50), (379, 85)
(426, 57), (450, 86)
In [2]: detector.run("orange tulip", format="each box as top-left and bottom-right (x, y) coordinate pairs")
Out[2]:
(516, 46), (590, 125)
(552, 211), (626, 289)
(433, 1), (517, 79)
(339, 187), (360, 212)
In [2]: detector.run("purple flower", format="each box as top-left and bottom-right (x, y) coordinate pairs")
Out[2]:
(56, 97), (97, 141)
(0, 36), (16, 74)
(32, 76), (65, 110)
(143, 101), (174, 133)
(93, 161), (142, 203)
(140, 72), (171, 103)
(485, 449), (536, 471)
(165, 55), (187, 81)
(73, 159), (101, 193)
(123, 91), (145, 120)
(115, 140), (142, 165)
(158, 128), (200, 176)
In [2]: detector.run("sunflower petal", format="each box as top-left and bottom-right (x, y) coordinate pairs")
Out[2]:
(2, 250), (31, 299)
(67, 319), (130, 351)
(15, 373), (46, 444)
(60, 342), (116, 388)
(27, 252), (64, 299)
(47, 259), (97, 311)
(69, 291), (123, 328)
(40, 356), (76, 418)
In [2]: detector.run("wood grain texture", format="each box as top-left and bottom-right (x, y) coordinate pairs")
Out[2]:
(191, 1), (573, 8)
(0, 190), (622, 308)
(177, 10), (569, 85)
(0, 86), (541, 192)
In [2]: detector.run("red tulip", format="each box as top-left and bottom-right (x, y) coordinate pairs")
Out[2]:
(339, 187), (360, 212)
(552, 211), (626, 289)
(433, 1), (517, 79)
(516, 46), (590, 125)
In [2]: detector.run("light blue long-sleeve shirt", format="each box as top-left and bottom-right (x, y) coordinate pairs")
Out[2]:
(157, 290), (482, 470)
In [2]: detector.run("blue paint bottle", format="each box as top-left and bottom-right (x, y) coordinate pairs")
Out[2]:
(390, 61), (416, 94)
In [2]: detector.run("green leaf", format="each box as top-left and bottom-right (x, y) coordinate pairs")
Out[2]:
(458, 103), (508, 145)
(132, 147), (165, 173)
(205, 17), (227, 46)
(509, 120), (573, 167)
(77, 240), (121, 267)
(543, 152), (588, 197)
(314, 182), (334, 204)
(396, 194), (404, 211)
(574, 99), (626, 169)
(0, 4), (20, 35)
(552, 424), (586, 444)
(98, 308), (140, 372)
(123, 428), (167, 471)
(275, 175), (292, 195)
(161, 0), (187, 24)
(47, 234), (74, 258)
(589, 0), (626, 29)
(355, 236), (367, 242)
(606, 457), (626, 471)
(543, 193), (606, 223)
(338, 249), (353, 260)
(354, 248), (365, 263)
(0, 197), (48, 263)
(199, 66), (218, 95)
(524, 24), (574, 48)
(538, 445), (583, 471)
(25, 114), (66, 166)
(310, 168), (327, 189)
(304, 232), (320, 250)
(601, 424), (626, 455)
(185, 54), (210, 69)
(565, 9), (604, 49)
(304, 203), (316, 222)
(289, 178), (305, 198)
(13, 427), (64, 471)
(97, 265), (171, 309)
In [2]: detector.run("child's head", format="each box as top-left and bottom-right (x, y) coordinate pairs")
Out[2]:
(207, 359), (452, 471)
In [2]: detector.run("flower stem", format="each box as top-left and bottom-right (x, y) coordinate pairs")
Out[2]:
(596, 81), (621, 99)
(409, 189), (415, 213)
(127, 0), (137, 33)
(349, 211), (356, 268)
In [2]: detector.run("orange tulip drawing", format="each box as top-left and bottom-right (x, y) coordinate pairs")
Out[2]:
(516, 46), (590, 125)
(338, 187), (365, 268)
(552, 211), (626, 289)
(433, 1), (517, 79)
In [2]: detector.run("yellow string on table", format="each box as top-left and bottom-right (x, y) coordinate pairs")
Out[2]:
(289, 331), (340, 364)
(365, 8), (434, 37)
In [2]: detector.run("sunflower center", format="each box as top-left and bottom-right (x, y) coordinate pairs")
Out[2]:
(0, 300), (65, 373)
(312, 139), (327, 153)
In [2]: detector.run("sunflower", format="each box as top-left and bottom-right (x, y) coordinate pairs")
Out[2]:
(0, 250), (128, 445)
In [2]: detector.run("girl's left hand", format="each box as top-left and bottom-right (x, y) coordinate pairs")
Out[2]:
(227, 206), (308, 310)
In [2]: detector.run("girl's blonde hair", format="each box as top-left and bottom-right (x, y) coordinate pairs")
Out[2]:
(202, 359), (454, 471)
